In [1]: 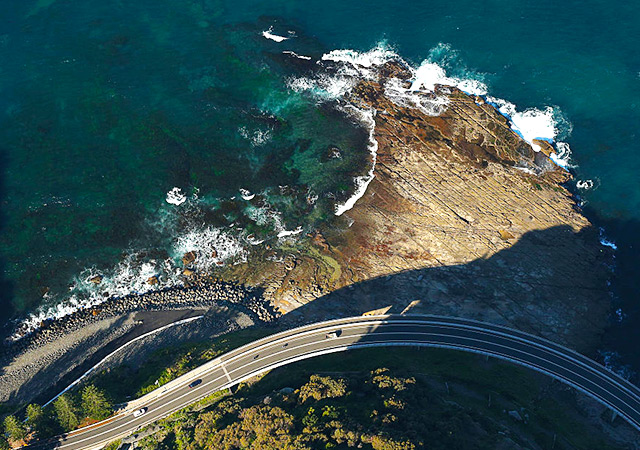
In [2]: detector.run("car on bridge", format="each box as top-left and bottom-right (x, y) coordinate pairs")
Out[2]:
(133, 407), (147, 418)
(188, 379), (202, 388)
(326, 329), (342, 339)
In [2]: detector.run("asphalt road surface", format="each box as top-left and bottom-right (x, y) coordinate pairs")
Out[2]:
(26, 315), (640, 449)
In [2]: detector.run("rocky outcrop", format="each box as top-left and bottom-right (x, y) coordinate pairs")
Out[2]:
(222, 61), (612, 352)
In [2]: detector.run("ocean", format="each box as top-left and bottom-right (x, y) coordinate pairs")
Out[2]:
(1, 0), (638, 370)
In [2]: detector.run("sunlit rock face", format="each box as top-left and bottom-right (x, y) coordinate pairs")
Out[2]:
(224, 60), (611, 352)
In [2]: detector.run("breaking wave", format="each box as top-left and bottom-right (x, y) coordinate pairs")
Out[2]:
(16, 253), (183, 339)
(334, 107), (378, 216)
(262, 26), (289, 43)
(283, 50), (311, 60)
(166, 187), (187, 205)
(486, 97), (574, 168)
(172, 225), (247, 271)
(599, 227), (618, 250)
(12, 189), (307, 338)
(289, 42), (575, 216)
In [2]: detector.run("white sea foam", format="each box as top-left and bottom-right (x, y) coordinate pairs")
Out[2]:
(277, 226), (303, 238)
(283, 50), (311, 60)
(166, 187), (186, 205)
(15, 253), (181, 339)
(312, 42), (576, 211)
(173, 225), (247, 270)
(78, 257), (171, 301)
(306, 189), (318, 205)
(238, 126), (271, 147)
(599, 227), (618, 250)
(487, 97), (557, 145)
(411, 61), (487, 96)
(316, 42), (571, 172)
(486, 96), (574, 168)
(335, 107), (378, 216)
(288, 74), (356, 100)
(15, 43), (582, 338)
(550, 142), (573, 168)
(288, 44), (398, 101)
(321, 45), (396, 69)
(262, 27), (288, 42)
(576, 179), (595, 190)
(384, 77), (450, 116)
(239, 188), (256, 201)
(17, 295), (92, 339)
(244, 199), (305, 242)
(246, 234), (265, 245)
(246, 203), (282, 228)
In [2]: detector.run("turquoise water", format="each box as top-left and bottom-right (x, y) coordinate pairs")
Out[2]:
(1, 1), (639, 367)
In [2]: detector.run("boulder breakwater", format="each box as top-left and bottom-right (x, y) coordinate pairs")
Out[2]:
(3, 278), (277, 360)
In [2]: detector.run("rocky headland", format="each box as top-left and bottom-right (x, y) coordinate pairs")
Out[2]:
(222, 60), (612, 351)
(0, 59), (614, 407)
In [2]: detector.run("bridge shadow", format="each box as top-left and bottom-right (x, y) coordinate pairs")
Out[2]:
(282, 224), (615, 359)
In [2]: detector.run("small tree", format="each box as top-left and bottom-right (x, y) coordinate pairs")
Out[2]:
(81, 385), (112, 421)
(25, 403), (44, 433)
(371, 435), (416, 450)
(54, 394), (80, 431)
(3, 415), (26, 443)
(298, 375), (347, 403)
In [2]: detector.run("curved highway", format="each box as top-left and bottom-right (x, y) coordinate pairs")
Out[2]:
(26, 315), (640, 449)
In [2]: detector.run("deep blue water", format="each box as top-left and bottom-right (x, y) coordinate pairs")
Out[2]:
(1, 1), (638, 369)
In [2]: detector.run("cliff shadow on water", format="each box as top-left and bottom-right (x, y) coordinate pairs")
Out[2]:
(581, 211), (640, 376)
(284, 223), (617, 371)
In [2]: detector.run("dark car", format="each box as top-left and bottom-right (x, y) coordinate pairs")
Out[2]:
(325, 329), (342, 339)
(188, 379), (202, 389)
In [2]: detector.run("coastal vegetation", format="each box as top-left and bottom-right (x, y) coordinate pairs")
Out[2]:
(83, 335), (627, 450)
(1, 326), (632, 448)
(1, 384), (114, 447)
(129, 354), (623, 450)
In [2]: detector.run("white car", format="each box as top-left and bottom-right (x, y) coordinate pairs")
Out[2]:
(133, 407), (148, 418)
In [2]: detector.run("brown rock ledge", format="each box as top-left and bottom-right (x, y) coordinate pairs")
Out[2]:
(222, 61), (612, 353)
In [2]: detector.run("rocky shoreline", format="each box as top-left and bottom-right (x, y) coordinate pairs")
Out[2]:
(3, 277), (277, 360)
(0, 276), (280, 405)
(0, 57), (615, 407)
(221, 59), (613, 352)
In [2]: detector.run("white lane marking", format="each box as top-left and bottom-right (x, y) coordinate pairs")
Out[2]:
(60, 324), (640, 448)
(223, 329), (640, 420)
(215, 331), (640, 432)
(52, 322), (640, 448)
(44, 315), (205, 408)
(93, 325), (640, 448)
(59, 319), (461, 442)
(221, 364), (232, 382)
(213, 318), (640, 404)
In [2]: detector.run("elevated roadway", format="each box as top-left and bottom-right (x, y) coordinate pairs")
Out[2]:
(25, 315), (640, 449)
